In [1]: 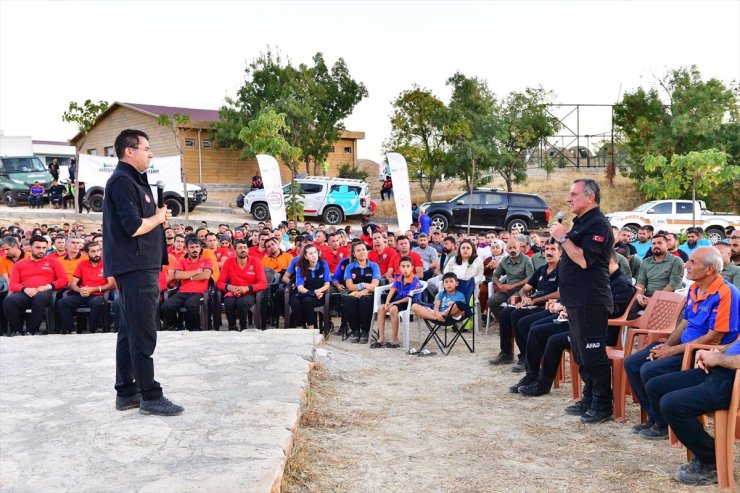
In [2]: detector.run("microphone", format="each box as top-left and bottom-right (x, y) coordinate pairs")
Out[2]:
(156, 181), (165, 208)
(556, 211), (565, 223)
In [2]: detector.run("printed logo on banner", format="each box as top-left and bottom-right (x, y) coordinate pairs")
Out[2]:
(268, 190), (283, 210)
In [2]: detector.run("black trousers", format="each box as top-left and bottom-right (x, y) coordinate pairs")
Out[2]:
(56, 292), (105, 333)
(648, 367), (736, 465)
(512, 307), (548, 356)
(115, 269), (162, 401)
(289, 292), (321, 327)
(161, 292), (203, 330)
(224, 294), (256, 329)
(343, 293), (374, 336)
(522, 314), (562, 380)
(566, 304), (612, 412)
(3, 291), (53, 334)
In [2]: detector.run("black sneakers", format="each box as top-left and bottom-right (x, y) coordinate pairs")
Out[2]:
(509, 375), (536, 394)
(639, 424), (668, 440)
(564, 400), (590, 416)
(139, 396), (184, 416)
(519, 380), (551, 397)
(674, 458), (718, 486)
(580, 408), (613, 424)
(115, 393), (141, 411)
(489, 352), (514, 365)
(631, 420), (654, 434)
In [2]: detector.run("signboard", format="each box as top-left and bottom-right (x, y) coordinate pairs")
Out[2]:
(386, 152), (413, 232)
(256, 154), (287, 225)
(78, 153), (182, 186)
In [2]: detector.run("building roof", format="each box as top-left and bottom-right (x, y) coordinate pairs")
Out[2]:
(69, 101), (364, 145)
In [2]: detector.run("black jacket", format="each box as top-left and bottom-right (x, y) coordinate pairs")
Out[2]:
(102, 161), (167, 276)
(608, 269), (636, 318)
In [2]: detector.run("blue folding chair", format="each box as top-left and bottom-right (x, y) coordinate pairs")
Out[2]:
(418, 278), (477, 355)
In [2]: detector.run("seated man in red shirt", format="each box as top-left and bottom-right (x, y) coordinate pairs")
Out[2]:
(3, 235), (68, 335)
(55, 241), (115, 334)
(319, 232), (350, 274)
(368, 231), (396, 280)
(385, 235), (423, 283)
(217, 239), (267, 331)
(160, 235), (213, 331)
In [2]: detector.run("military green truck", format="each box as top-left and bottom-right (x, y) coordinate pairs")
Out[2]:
(0, 136), (53, 207)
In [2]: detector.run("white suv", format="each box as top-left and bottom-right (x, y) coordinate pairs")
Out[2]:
(242, 176), (372, 225)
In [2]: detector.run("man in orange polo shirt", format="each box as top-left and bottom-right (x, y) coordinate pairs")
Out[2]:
(201, 232), (220, 282)
(58, 235), (88, 282)
(160, 236), (213, 331)
(55, 241), (115, 334)
(1, 236), (26, 280)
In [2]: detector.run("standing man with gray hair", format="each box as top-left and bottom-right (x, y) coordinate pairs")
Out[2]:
(103, 129), (183, 416)
(550, 178), (615, 424)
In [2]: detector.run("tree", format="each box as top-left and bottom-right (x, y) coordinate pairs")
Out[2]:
(61, 99), (109, 220)
(489, 87), (559, 192)
(239, 108), (303, 221)
(158, 113), (192, 223)
(614, 66), (739, 184)
(211, 49), (367, 176)
(642, 149), (739, 218)
(383, 86), (449, 202)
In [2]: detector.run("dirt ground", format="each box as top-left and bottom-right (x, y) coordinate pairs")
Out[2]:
(284, 327), (738, 493)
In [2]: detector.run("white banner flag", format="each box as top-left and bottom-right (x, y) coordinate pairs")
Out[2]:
(256, 154), (287, 225)
(78, 154), (182, 185)
(386, 152), (413, 233)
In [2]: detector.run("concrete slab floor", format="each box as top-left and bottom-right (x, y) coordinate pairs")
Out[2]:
(0, 330), (320, 492)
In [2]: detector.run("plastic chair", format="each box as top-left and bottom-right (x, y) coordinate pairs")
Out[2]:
(61, 289), (112, 333)
(162, 282), (212, 331)
(370, 280), (428, 352)
(670, 342), (739, 493)
(565, 291), (686, 422)
(214, 267), (277, 331)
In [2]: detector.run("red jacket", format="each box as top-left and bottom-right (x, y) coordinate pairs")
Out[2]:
(318, 245), (350, 273)
(217, 255), (267, 297)
(9, 257), (68, 292)
(176, 256), (214, 293)
(368, 247), (397, 276)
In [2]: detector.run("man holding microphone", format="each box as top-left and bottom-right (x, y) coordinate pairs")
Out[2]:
(103, 129), (183, 416)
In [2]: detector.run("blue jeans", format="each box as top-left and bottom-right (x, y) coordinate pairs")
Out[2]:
(624, 342), (683, 428)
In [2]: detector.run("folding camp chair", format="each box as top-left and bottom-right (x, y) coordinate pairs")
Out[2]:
(418, 278), (477, 355)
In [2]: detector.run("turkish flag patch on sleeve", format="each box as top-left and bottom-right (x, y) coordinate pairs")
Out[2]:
(592, 234), (605, 243)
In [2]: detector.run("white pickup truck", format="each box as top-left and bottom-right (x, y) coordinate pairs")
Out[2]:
(606, 200), (740, 244)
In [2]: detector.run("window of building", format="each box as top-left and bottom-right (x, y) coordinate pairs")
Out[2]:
(87, 149), (97, 156)
(202, 140), (212, 148)
(104, 146), (115, 157)
(184, 139), (195, 147)
(343, 146), (352, 154)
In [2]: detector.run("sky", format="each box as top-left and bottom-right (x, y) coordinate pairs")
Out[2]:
(1, 0), (738, 165)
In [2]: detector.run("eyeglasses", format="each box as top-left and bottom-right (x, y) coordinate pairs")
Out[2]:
(133, 146), (151, 152)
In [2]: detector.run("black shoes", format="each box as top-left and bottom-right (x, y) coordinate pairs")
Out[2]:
(359, 336), (369, 344)
(351, 335), (361, 343)
(228, 325), (238, 331)
(639, 424), (668, 440)
(511, 360), (525, 373)
(139, 396), (184, 416)
(115, 393), (141, 411)
(489, 352), (514, 365)
(519, 380), (551, 397)
(631, 420), (654, 434)
(675, 458), (718, 486)
(580, 408), (613, 424)
(509, 375), (536, 394)
(564, 400), (590, 416)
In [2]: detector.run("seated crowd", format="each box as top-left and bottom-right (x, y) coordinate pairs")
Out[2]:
(1, 217), (739, 488)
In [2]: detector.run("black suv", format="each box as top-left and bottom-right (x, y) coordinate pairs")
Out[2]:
(421, 189), (551, 233)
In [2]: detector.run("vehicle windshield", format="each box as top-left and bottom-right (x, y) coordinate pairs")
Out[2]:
(1, 157), (47, 173)
(633, 201), (659, 212)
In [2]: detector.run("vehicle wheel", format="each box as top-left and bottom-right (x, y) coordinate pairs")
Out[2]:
(322, 206), (343, 225)
(164, 197), (182, 217)
(623, 224), (640, 243)
(187, 204), (196, 213)
(431, 214), (449, 232)
(89, 194), (104, 212)
(507, 218), (529, 234)
(705, 228), (725, 245)
(3, 191), (18, 208)
(252, 202), (270, 221)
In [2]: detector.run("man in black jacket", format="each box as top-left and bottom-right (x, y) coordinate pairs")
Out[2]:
(103, 129), (182, 416)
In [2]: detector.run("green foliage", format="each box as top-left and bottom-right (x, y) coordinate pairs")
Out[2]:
(211, 48), (367, 176)
(383, 85), (449, 202)
(62, 100), (109, 134)
(641, 149), (737, 202)
(614, 66), (739, 188)
(285, 179), (305, 222)
(238, 108), (301, 165)
(337, 162), (368, 181)
(542, 155), (556, 179)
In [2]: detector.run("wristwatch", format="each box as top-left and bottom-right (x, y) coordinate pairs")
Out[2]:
(558, 236), (567, 244)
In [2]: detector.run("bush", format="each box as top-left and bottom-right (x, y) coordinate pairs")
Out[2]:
(338, 162), (369, 181)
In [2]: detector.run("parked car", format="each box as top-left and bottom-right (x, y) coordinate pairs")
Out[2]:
(606, 200), (739, 244)
(420, 189), (550, 233)
(241, 176), (372, 225)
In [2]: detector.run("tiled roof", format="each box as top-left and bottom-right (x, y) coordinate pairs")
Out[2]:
(122, 102), (220, 122)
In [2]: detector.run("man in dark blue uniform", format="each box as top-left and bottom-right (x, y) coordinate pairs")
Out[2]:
(103, 129), (183, 416)
(550, 178), (614, 424)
